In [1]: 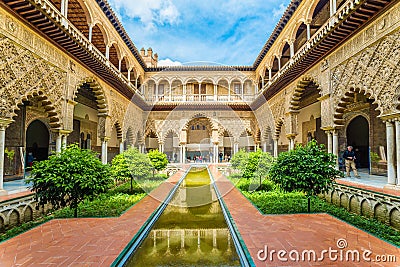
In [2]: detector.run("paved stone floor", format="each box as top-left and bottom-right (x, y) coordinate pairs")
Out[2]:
(0, 166), (399, 266)
(210, 166), (400, 267)
(0, 170), (183, 266)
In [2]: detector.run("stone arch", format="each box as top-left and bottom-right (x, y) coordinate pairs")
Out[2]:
(289, 76), (321, 113)
(339, 192), (349, 209)
(374, 203), (388, 224)
(0, 213), (5, 230)
(360, 199), (373, 218)
(22, 205), (34, 222)
(333, 87), (378, 127)
(7, 209), (21, 226)
(112, 121), (123, 140)
(17, 90), (62, 130)
(389, 207), (400, 229)
(183, 113), (217, 131)
(74, 77), (109, 116)
(67, 0), (94, 38)
(274, 118), (285, 139)
(91, 22), (109, 55)
(332, 190), (340, 206)
(161, 128), (179, 143)
(349, 195), (360, 214)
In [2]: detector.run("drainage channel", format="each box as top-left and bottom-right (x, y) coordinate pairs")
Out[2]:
(112, 166), (254, 266)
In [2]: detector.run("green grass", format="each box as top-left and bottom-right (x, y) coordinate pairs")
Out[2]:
(0, 178), (165, 242)
(230, 176), (400, 246)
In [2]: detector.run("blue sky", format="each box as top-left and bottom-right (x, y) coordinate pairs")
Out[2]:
(108, 0), (291, 66)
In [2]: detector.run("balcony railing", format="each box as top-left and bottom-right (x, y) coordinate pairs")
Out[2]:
(258, 0), (363, 95)
(33, 0), (143, 98)
(146, 94), (255, 104)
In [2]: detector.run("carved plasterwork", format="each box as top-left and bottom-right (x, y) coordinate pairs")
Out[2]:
(0, 35), (66, 129)
(331, 29), (400, 124)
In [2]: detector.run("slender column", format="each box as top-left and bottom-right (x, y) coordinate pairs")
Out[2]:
(61, 134), (67, 148)
(233, 142), (239, 154)
(306, 23), (311, 40)
(182, 145), (186, 163)
(159, 142), (164, 153)
(105, 45), (110, 59)
(88, 24), (93, 43)
(155, 84), (159, 101)
(179, 145), (183, 163)
(198, 83), (202, 101)
(169, 83), (172, 101)
(214, 84), (217, 101)
(289, 41), (295, 58)
(386, 121), (396, 185)
(183, 84), (187, 102)
(268, 68), (272, 82)
(55, 134), (62, 153)
(241, 82), (244, 100)
(330, 0), (337, 16)
(101, 138), (108, 164)
(119, 140), (124, 154)
(0, 125), (6, 192)
(118, 59), (122, 72)
(127, 69), (131, 82)
(332, 130), (339, 169)
(0, 119), (13, 194)
(263, 142), (267, 153)
(396, 120), (400, 186)
(273, 138), (278, 157)
(326, 131), (333, 153)
(261, 77), (265, 89)
(228, 83), (231, 101)
(277, 56), (281, 70)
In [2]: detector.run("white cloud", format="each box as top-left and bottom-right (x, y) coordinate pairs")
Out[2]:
(273, 3), (287, 19)
(158, 58), (183, 66)
(109, 0), (180, 29)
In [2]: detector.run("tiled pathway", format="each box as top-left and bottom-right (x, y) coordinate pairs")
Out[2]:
(210, 166), (400, 267)
(0, 166), (399, 266)
(0, 170), (184, 266)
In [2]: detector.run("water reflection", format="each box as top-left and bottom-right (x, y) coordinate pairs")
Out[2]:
(126, 168), (240, 266)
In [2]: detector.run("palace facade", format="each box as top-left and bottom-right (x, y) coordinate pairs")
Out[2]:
(0, 0), (399, 193)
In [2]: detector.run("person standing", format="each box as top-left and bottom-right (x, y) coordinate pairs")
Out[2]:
(343, 146), (360, 178)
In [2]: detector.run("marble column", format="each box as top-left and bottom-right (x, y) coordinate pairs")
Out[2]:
(263, 142), (267, 153)
(396, 120), (400, 186)
(101, 138), (109, 164)
(386, 121), (396, 185)
(326, 131), (333, 153)
(306, 23), (311, 40)
(61, 134), (68, 148)
(55, 134), (62, 153)
(182, 145), (186, 163)
(0, 119), (12, 194)
(119, 139), (124, 154)
(273, 138), (278, 157)
(332, 130), (339, 169)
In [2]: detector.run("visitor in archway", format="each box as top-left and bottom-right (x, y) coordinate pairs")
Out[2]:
(343, 146), (360, 178)
(26, 152), (34, 170)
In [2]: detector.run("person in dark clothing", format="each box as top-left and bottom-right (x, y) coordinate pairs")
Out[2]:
(343, 146), (360, 178)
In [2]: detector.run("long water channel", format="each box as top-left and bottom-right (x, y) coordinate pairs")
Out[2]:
(124, 167), (241, 266)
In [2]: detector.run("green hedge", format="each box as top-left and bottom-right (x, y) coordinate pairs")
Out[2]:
(231, 177), (400, 246)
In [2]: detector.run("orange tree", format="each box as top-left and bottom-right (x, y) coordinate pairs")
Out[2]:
(28, 144), (112, 218)
(269, 140), (341, 212)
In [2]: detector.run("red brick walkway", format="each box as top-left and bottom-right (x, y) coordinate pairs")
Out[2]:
(0, 170), (184, 267)
(0, 167), (399, 266)
(210, 166), (400, 267)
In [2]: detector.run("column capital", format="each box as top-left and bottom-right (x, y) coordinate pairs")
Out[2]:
(101, 137), (111, 142)
(0, 118), (13, 128)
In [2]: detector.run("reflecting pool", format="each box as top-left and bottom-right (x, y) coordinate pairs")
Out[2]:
(126, 167), (240, 266)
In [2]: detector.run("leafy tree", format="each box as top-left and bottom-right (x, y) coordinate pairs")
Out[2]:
(28, 144), (112, 218)
(147, 149), (168, 177)
(111, 148), (153, 193)
(269, 140), (342, 212)
(254, 151), (275, 187)
(230, 149), (248, 173)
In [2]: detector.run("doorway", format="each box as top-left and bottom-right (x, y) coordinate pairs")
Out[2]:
(346, 116), (369, 169)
